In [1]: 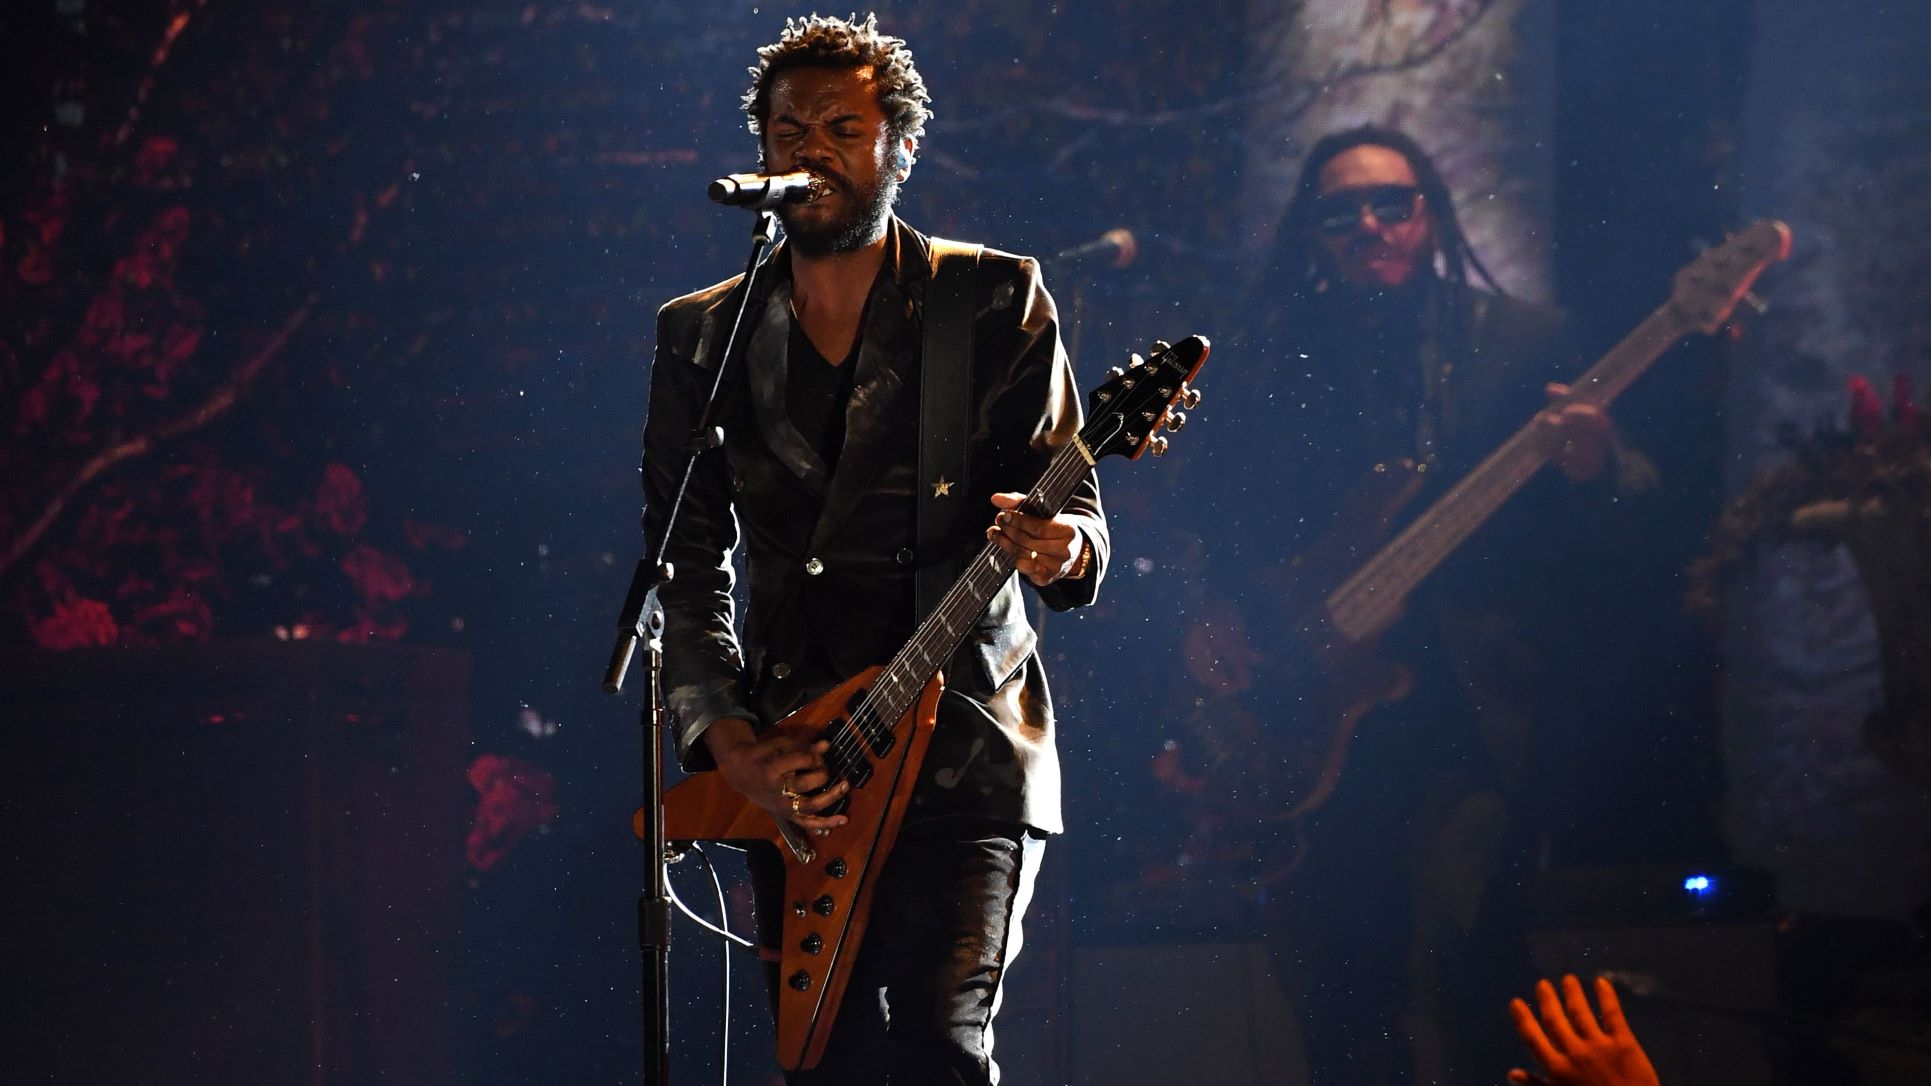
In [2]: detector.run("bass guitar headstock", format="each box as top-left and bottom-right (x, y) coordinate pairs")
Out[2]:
(1669, 220), (1792, 334)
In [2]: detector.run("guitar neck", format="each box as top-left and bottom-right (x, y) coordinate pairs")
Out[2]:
(1323, 301), (1687, 641)
(860, 440), (1094, 728)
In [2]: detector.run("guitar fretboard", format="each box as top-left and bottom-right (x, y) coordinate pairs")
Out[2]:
(1323, 302), (1688, 642)
(835, 433), (1099, 763)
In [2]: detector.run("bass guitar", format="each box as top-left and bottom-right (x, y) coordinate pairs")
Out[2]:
(1277, 219), (1793, 820)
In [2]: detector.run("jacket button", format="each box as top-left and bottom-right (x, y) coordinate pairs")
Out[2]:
(894, 548), (914, 566)
(772, 662), (792, 679)
(804, 558), (825, 575)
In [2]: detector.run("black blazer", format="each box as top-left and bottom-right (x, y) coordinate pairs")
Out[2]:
(641, 218), (1108, 833)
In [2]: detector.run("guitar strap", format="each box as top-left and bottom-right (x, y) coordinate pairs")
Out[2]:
(918, 237), (982, 621)
(1416, 279), (1493, 470)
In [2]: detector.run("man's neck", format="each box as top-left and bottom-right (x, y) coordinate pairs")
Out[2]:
(790, 226), (890, 325)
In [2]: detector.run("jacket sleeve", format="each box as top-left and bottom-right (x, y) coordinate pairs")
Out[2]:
(641, 301), (752, 772)
(978, 256), (1109, 612)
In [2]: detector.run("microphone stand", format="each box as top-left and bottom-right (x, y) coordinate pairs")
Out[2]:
(604, 208), (781, 1086)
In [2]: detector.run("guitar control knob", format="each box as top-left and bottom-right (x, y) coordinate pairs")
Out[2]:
(812, 895), (836, 916)
(802, 933), (823, 955)
(1181, 386), (1202, 410)
(826, 858), (848, 879)
(1165, 411), (1187, 432)
(788, 970), (811, 991)
(1148, 436), (1170, 457)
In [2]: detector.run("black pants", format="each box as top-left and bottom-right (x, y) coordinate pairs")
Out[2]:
(751, 818), (1042, 1085)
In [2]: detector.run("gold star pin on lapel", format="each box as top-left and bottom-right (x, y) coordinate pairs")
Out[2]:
(931, 477), (953, 498)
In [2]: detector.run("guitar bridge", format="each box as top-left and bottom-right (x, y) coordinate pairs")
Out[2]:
(776, 821), (817, 865)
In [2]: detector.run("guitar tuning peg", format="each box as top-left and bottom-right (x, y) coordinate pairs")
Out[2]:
(1148, 435), (1170, 457)
(1149, 340), (1172, 357)
(1107, 365), (1127, 379)
(1164, 411), (1187, 432)
(1181, 386), (1202, 409)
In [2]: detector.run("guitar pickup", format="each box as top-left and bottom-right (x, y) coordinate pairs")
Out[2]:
(840, 697), (898, 760)
(827, 745), (873, 789)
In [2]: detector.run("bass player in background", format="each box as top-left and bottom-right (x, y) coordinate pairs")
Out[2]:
(1159, 125), (1636, 1084)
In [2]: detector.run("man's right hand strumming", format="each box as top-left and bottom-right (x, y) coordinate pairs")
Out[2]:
(702, 717), (850, 834)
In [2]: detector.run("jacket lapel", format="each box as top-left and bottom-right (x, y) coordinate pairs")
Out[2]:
(807, 221), (928, 551)
(733, 264), (835, 495)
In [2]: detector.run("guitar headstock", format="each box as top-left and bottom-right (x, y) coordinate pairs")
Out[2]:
(1669, 219), (1793, 334)
(1081, 335), (1210, 461)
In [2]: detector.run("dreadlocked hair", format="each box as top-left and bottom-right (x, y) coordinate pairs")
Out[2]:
(1262, 125), (1504, 375)
(742, 13), (932, 159)
(1271, 124), (1501, 304)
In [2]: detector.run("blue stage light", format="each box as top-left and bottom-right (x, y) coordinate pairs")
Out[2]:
(1682, 874), (1714, 894)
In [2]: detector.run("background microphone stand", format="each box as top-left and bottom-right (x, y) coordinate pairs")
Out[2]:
(604, 207), (780, 1086)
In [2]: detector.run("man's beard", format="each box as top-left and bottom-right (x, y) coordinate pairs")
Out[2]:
(778, 168), (896, 255)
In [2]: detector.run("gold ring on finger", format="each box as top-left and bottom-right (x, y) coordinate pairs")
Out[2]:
(790, 795), (803, 815)
(1028, 549), (1038, 562)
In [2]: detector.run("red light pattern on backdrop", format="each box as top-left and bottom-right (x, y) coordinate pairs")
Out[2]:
(465, 753), (561, 873)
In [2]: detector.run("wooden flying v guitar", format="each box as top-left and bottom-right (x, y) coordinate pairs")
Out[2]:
(634, 335), (1210, 1072)
(1267, 220), (1793, 823)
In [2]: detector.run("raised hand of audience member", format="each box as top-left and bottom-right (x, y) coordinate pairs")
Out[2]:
(1507, 974), (1661, 1086)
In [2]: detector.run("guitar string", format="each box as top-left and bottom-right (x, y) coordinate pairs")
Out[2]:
(819, 442), (1088, 778)
(831, 407), (1101, 758)
(1326, 306), (1679, 633)
(818, 393), (1133, 780)
(814, 352), (1188, 786)
(1327, 425), (1545, 632)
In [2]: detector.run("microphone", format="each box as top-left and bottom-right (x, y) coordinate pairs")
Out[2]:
(708, 171), (821, 209)
(1052, 228), (1138, 268)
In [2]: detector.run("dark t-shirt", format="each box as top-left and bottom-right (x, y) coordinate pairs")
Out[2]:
(785, 317), (859, 471)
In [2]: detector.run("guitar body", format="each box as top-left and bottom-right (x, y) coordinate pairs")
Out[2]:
(1162, 461), (1429, 835)
(1274, 460), (1427, 818)
(637, 665), (943, 1072)
(1284, 624), (1417, 822)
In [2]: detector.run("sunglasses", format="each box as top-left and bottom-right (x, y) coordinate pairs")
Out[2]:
(1312, 185), (1423, 236)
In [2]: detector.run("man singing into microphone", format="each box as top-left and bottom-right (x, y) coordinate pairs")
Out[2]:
(642, 14), (1107, 1083)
